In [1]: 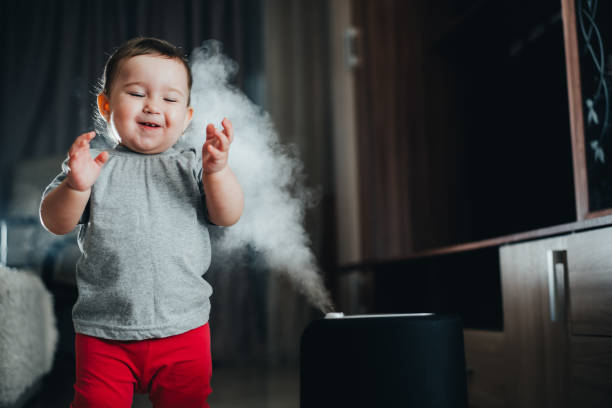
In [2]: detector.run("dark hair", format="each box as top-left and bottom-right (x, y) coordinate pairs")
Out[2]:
(100, 37), (193, 105)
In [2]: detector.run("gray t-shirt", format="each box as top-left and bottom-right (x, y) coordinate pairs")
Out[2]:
(42, 145), (213, 340)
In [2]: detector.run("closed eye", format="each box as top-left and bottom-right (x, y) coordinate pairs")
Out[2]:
(164, 98), (178, 103)
(128, 92), (145, 97)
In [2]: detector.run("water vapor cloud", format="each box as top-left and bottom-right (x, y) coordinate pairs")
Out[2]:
(179, 41), (334, 314)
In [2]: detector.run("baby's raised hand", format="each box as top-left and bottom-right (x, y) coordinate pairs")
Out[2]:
(202, 118), (234, 174)
(66, 131), (109, 192)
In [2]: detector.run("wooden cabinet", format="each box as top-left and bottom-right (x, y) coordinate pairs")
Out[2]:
(567, 228), (612, 336)
(569, 336), (612, 407)
(500, 236), (570, 408)
(567, 228), (612, 407)
(500, 227), (612, 407)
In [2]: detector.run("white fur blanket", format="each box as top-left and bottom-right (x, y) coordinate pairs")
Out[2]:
(0, 266), (58, 406)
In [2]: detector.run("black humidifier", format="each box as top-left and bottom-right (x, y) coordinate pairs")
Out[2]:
(300, 313), (468, 408)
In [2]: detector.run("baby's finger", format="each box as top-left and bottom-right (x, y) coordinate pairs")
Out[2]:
(203, 138), (219, 153)
(221, 118), (234, 143)
(206, 124), (217, 140)
(215, 129), (230, 151)
(78, 138), (90, 150)
(69, 143), (85, 157)
(214, 129), (229, 149)
(206, 143), (224, 160)
(69, 149), (83, 161)
(70, 132), (95, 154)
(70, 142), (88, 158)
(76, 131), (96, 144)
(94, 151), (109, 166)
(67, 152), (82, 170)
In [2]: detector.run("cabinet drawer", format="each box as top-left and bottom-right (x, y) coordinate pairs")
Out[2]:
(570, 336), (612, 407)
(568, 228), (612, 336)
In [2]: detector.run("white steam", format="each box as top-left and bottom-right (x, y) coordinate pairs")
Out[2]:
(178, 41), (334, 314)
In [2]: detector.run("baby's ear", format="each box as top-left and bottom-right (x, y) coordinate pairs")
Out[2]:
(183, 106), (194, 132)
(97, 94), (111, 122)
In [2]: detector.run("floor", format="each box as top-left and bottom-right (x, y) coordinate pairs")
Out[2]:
(24, 355), (300, 408)
(135, 365), (300, 408)
(206, 365), (299, 408)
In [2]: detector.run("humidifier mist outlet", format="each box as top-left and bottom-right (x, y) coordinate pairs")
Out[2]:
(324, 312), (434, 319)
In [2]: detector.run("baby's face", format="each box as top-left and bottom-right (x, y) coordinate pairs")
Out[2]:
(101, 54), (193, 154)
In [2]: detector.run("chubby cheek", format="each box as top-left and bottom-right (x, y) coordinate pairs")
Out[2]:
(111, 114), (132, 134)
(113, 105), (139, 127)
(167, 111), (187, 132)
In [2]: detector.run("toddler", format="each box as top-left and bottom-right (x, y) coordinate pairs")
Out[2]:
(40, 37), (244, 408)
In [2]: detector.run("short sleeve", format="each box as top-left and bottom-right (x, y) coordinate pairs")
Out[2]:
(40, 155), (90, 225)
(191, 150), (215, 226)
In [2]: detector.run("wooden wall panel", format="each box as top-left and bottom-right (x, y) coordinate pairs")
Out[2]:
(561, 0), (589, 220)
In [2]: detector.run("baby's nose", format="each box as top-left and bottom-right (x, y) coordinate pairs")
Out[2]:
(143, 100), (160, 114)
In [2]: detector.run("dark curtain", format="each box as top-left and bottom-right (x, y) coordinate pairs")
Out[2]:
(351, 0), (426, 259)
(263, 0), (335, 364)
(0, 0), (262, 215)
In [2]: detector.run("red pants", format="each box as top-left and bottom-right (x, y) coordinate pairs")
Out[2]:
(71, 324), (212, 408)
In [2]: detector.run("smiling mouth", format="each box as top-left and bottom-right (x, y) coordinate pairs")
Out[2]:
(139, 122), (162, 128)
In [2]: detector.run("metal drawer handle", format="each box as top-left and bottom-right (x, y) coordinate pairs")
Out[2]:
(547, 249), (567, 322)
